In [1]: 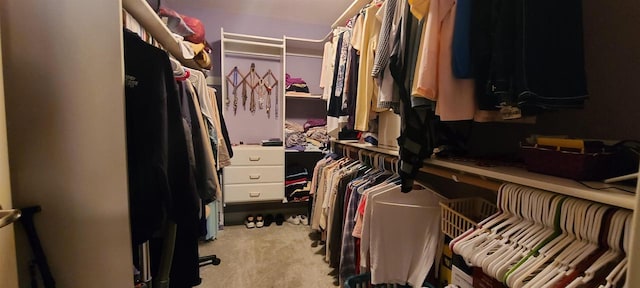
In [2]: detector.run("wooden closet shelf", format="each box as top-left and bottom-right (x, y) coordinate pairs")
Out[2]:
(424, 158), (636, 210)
(332, 139), (400, 156)
(331, 139), (635, 210)
(284, 92), (324, 99)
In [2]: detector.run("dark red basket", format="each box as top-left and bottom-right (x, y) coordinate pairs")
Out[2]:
(520, 145), (618, 180)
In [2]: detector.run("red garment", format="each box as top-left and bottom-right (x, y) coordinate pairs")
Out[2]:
(285, 178), (307, 186)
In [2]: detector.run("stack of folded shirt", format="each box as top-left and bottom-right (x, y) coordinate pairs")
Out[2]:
(285, 165), (310, 202)
(285, 74), (310, 93)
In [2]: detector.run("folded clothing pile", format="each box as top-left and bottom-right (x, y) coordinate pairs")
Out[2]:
(286, 132), (306, 148)
(306, 126), (328, 146)
(285, 119), (329, 150)
(285, 120), (306, 149)
(285, 165), (310, 202)
(285, 74), (310, 93)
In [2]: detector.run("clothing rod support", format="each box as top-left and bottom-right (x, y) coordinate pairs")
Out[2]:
(286, 53), (324, 59)
(224, 32), (283, 43)
(223, 38), (284, 49)
(224, 50), (282, 60)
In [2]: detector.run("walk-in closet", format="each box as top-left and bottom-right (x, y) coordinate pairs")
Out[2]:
(0, 0), (639, 287)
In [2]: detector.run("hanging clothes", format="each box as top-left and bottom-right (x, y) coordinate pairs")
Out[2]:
(124, 29), (176, 247)
(308, 150), (441, 286)
(183, 80), (217, 203)
(207, 87), (232, 167)
(124, 29), (203, 287)
(360, 185), (441, 287)
(353, 4), (383, 132)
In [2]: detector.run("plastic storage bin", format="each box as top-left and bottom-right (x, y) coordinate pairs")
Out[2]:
(439, 198), (497, 239)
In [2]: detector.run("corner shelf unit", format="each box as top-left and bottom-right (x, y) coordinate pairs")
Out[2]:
(220, 29), (286, 205)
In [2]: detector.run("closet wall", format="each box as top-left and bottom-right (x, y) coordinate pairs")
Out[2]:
(285, 55), (326, 125)
(0, 24), (18, 287)
(527, 0), (640, 140)
(163, 0), (332, 83)
(0, 1), (132, 287)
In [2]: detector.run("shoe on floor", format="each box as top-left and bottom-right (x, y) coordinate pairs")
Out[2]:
(255, 215), (264, 228)
(286, 215), (300, 225)
(275, 213), (285, 226)
(264, 214), (274, 227)
(299, 214), (308, 225)
(245, 215), (255, 229)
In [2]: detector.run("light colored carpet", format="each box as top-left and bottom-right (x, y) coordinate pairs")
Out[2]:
(198, 223), (338, 288)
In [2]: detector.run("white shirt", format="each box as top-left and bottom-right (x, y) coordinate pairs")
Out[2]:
(361, 185), (441, 287)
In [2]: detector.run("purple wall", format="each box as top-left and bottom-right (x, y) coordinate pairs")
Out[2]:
(222, 55), (284, 145)
(286, 98), (327, 125)
(162, 4), (330, 41)
(163, 2), (330, 144)
(161, 3), (329, 80)
(286, 55), (323, 95)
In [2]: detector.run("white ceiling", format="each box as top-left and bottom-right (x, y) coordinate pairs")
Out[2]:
(162, 0), (353, 26)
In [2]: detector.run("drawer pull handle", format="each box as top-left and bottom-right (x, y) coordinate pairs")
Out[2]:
(249, 174), (261, 180)
(249, 192), (261, 198)
(249, 156), (261, 161)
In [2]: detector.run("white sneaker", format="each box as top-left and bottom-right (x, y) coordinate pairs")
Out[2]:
(245, 215), (256, 229)
(255, 215), (264, 228)
(286, 215), (300, 225)
(299, 215), (309, 225)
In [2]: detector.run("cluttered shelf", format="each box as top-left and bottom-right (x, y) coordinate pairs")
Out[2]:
(284, 92), (324, 100)
(330, 139), (636, 210)
(331, 139), (399, 156)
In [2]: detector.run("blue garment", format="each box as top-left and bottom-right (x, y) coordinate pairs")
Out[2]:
(452, 0), (473, 78)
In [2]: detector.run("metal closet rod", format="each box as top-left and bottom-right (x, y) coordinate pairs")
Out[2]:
(419, 166), (503, 192)
(224, 50), (283, 60)
(333, 141), (501, 192)
(331, 0), (371, 29)
(122, 0), (202, 71)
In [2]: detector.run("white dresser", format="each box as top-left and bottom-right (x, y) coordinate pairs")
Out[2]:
(223, 145), (285, 204)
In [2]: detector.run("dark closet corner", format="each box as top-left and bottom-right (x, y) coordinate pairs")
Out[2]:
(535, 0), (640, 140)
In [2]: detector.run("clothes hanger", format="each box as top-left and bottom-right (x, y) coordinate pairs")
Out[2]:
(454, 185), (517, 258)
(522, 202), (605, 288)
(561, 204), (606, 266)
(470, 187), (532, 267)
(500, 190), (551, 285)
(540, 207), (618, 288)
(566, 210), (629, 287)
(504, 194), (569, 286)
(599, 212), (631, 288)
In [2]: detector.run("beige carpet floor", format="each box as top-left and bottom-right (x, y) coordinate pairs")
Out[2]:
(198, 223), (338, 288)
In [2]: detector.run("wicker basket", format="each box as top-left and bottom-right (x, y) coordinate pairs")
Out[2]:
(439, 198), (497, 239)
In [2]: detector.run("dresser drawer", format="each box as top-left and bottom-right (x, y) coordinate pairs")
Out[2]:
(223, 166), (284, 184)
(230, 146), (284, 166)
(224, 183), (284, 204)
